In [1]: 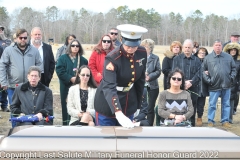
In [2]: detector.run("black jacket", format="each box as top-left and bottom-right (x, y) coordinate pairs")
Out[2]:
(0, 46), (3, 59)
(162, 51), (175, 90)
(94, 45), (147, 117)
(202, 51), (236, 91)
(172, 53), (201, 91)
(42, 42), (55, 86)
(146, 53), (161, 90)
(197, 60), (209, 97)
(230, 59), (240, 99)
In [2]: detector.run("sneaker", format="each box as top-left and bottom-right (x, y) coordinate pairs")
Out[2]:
(2, 108), (10, 112)
(222, 122), (231, 128)
(208, 122), (214, 127)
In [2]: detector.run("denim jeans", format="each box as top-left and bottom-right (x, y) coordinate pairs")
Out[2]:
(208, 89), (231, 124)
(8, 88), (16, 127)
(7, 88), (15, 105)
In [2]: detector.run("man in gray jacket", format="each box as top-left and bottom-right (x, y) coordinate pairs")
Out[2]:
(0, 28), (42, 107)
(202, 40), (236, 128)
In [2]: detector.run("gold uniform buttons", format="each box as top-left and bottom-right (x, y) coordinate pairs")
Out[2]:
(132, 72), (135, 75)
(131, 65), (134, 68)
(131, 78), (134, 81)
(116, 107), (119, 110)
(130, 59), (133, 62)
(115, 103), (117, 105)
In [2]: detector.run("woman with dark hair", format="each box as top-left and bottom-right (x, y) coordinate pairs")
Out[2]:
(56, 39), (88, 125)
(56, 34), (76, 63)
(67, 65), (97, 126)
(158, 68), (194, 126)
(156, 41), (182, 126)
(223, 43), (240, 123)
(194, 47), (209, 126)
(89, 34), (114, 85)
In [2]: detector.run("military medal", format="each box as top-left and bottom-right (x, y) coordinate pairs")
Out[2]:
(136, 58), (145, 66)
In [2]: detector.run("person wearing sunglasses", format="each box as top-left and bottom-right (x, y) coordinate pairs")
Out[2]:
(0, 28), (42, 114)
(67, 65), (97, 126)
(94, 24), (148, 128)
(158, 68), (194, 126)
(172, 39), (202, 127)
(108, 28), (121, 48)
(56, 34), (76, 64)
(56, 39), (88, 125)
(89, 35), (114, 85)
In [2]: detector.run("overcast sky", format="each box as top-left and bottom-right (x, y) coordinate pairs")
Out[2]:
(1, 0), (240, 19)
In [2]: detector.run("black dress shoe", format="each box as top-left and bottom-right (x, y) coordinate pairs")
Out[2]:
(2, 108), (10, 112)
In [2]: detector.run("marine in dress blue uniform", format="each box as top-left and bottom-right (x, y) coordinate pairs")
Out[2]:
(94, 24), (148, 128)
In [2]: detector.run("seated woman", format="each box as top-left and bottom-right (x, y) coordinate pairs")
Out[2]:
(67, 65), (97, 126)
(158, 68), (194, 126)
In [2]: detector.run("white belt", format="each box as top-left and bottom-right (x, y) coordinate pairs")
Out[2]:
(116, 83), (134, 92)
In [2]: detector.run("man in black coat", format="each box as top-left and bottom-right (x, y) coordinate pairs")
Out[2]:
(30, 27), (55, 87)
(94, 24), (148, 128)
(172, 39), (202, 126)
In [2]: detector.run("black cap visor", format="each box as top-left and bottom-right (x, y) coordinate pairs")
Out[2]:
(122, 37), (140, 47)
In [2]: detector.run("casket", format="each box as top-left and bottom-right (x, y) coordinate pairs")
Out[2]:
(0, 126), (240, 159)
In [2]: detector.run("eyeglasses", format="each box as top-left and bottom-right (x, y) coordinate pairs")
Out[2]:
(102, 40), (111, 43)
(171, 77), (182, 81)
(18, 37), (28, 40)
(71, 44), (80, 48)
(80, 74), (90, 77)
(110, 32), (118, 36)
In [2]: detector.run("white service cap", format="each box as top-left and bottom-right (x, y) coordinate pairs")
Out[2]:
(117, 24), (148, 47)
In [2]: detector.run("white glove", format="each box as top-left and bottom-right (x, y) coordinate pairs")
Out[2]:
(115, 111), (134, 128)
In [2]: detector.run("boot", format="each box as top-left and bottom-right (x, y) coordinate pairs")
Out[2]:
(196, 118), (202, 127)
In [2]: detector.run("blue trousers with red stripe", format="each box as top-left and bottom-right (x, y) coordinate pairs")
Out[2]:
(96, 112), (133, 126)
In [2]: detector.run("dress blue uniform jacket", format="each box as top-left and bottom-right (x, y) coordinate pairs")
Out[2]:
(94, 45), (147, 117)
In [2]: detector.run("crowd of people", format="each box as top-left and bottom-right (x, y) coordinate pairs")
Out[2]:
(0, 23), (239, 129)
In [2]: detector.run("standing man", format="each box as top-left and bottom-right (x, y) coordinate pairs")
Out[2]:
(109, 27), (121, 48)
(172, 39), (202, 126)
(223, 32), (240, 48)
(0, 25), (11, 112)
(203, 40), (236, 128)
(0, 28), (42, 106)
(31, 27), (55, 87)
(0, 25), (11, 49)
(95, 24), (148, 128)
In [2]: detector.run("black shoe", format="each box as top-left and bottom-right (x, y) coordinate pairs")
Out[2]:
(2, 108), (10, 112)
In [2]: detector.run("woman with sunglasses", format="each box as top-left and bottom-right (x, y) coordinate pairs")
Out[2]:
(158, 68), (194, 126)
(56, 39), (88, 125)
(67, 65), (97, 126)
(89, 35), (114, 85)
